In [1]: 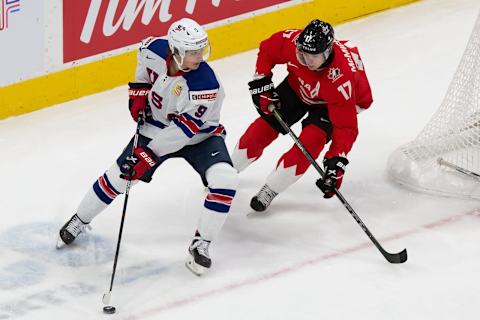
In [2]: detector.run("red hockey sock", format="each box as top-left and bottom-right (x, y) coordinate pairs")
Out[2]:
(238, 117), (279, 160)
(277, 124), (327, 175)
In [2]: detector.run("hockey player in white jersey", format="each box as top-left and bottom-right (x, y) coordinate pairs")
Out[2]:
(57, 18), (238, 276)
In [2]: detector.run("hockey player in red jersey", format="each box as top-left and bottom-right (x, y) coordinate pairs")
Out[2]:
(231, 19), (373, 211)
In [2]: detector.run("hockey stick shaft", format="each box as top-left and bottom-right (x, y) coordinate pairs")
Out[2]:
(103, 115), (143, 305)
(438, 157), (480, 181)
(270, 107), (407, 263)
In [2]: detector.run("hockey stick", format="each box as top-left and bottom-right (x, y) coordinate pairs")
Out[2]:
(102, 114), (144, 312)
(438, 157), (480, 181)
(270, 107), (407, 263)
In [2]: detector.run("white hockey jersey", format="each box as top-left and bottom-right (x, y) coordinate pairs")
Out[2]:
(134, 37), (226, 157)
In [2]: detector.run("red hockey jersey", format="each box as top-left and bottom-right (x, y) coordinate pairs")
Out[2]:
(255, 29), (373, 158)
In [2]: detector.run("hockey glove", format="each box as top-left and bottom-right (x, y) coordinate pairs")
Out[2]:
(119, 146), (158, 181)
(248, 77), (280, 115)
(316, 156), (349, 198)
(128, 82), (152, 123)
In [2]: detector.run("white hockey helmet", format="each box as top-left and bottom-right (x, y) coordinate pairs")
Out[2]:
(167, 18), (210, 69)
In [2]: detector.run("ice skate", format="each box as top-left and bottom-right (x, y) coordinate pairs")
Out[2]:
(250, 184), (278, 212)
(56, 214), (91, 248)
(185, 234), (211, 276)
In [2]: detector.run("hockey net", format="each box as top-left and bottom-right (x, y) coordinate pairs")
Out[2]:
(387, 10), (480, 199)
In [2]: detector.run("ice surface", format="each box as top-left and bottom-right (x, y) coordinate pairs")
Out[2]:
(1, 0), (480, 319)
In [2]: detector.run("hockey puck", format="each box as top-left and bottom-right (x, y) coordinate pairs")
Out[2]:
(103, 306), (116, 314)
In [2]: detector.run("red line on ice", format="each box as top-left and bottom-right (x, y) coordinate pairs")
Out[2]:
(121, 208), (480, 320)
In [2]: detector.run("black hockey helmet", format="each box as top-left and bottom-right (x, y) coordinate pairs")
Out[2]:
(296, 19), (335, 55)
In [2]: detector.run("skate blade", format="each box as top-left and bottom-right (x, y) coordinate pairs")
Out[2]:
(56, 237), (67, 249)
(185, 256), (206, 276)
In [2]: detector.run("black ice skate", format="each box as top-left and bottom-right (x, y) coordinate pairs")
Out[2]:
(250, 184), (278, 212)
(56, 214), (91, 248)
(185, 233), (211, 276)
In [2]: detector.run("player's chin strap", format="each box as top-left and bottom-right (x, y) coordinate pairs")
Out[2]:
(267, 104), (408, 264)
(173, 54), (193, 72)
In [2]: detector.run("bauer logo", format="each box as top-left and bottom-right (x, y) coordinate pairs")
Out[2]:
(63, 0), (292, 62)
(0, 0), (21, 31)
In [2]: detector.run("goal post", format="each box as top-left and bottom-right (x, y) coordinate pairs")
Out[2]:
(387, 10), (480, 199)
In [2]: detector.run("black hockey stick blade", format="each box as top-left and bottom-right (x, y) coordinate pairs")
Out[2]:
(271, 107), (409, 264)
(382, 247), (408, 264)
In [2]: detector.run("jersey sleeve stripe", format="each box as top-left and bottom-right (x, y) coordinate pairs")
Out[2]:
(172, 116), (197, 138)
(172, 118), (195, 138)
(183, 113), (204, 127)
(145, 118), (167, 129)
(199, 124), (226, 136)
(172, 114), (204, 138)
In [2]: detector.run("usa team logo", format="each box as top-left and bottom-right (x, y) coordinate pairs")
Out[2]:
(0, 0), (20, 31)
(172, 82), (183, 96)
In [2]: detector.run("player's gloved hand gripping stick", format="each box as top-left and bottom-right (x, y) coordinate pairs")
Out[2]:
(268, 104), (408, 264)
(248, 76), (281, 115)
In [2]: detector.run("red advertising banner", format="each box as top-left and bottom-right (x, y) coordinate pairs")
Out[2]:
(63, 0), (291, 63)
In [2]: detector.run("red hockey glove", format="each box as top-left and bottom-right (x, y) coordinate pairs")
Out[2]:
(119, 146), (158, 181)
(248, 77), (280, 115)
(128, 82), (152, 122)
(316, 156), (349, 198)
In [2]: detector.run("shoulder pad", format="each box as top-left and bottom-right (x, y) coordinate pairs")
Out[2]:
(183, 62), (220, 92)
(140, 38), (168, 59)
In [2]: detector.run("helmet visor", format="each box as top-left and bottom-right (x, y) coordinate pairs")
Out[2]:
(185, 42), (211, 62)
(296, 48), (327, 70)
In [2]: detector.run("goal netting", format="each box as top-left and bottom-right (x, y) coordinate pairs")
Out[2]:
(387, 10), (480, 199)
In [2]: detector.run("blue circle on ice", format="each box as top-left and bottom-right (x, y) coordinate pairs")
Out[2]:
(0, 260), (47, 289)
(0, 222), (115, 267)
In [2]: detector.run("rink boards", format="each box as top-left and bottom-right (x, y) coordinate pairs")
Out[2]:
(0, 0), (417, 120)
